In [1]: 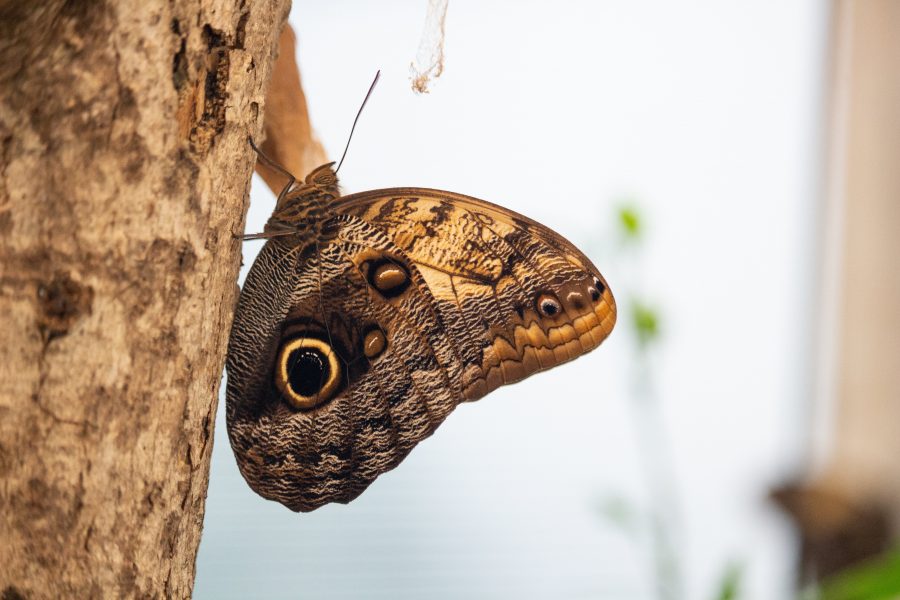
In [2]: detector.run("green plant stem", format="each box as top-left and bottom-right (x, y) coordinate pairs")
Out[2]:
(628, 353), (685, 600)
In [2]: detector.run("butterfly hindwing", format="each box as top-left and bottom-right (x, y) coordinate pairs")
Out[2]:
(228, 221), (463, 510)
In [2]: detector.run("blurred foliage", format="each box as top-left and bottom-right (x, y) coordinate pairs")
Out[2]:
(814, 548), (900, 600)
(713, 563), (742, 600)
(606, 201), (899, 600)
(631, 300), (661, 348)
(604, 202), (684, 600)
(594, 494), (640, 535)
(618, 204), (643, 240)
(613, 203), (661, 349)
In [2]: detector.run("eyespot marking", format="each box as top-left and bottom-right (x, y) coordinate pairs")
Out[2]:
(536, 292), (561, 317)
(275, 337), (342, 410)
(374, 263), (406, 290)
(365, 258), (411, 298)
(566, 290), (586, 311)
(363, 326), (387, 360)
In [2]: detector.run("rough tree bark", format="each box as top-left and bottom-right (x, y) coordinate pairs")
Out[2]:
(0, 0), (291, 597)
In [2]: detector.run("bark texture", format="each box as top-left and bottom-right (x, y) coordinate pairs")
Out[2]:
(0, 0), (289, 597)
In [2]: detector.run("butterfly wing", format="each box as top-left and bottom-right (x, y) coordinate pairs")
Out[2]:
(334, 189), (617, 400)
(226, 188), (615, 512)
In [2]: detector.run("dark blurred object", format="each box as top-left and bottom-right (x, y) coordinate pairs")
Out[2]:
(772, 482), (891, 583)
(779, 0), (900, 590)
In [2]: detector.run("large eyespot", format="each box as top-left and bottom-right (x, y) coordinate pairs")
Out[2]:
(592, 277), (606, 298)
(535, 292), (562, 317)
(365, 257), (411, 298)
(275, 337), (342, 410)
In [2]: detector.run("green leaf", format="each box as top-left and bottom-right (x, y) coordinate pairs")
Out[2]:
(818, 548), (900, 600)
(631, 300), (660, 347)
(617, 205), (642, 239)
(713, 563), (742, 600)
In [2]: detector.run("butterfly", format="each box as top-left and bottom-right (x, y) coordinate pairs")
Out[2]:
(225, 154), (616, 512)
(226, 73), (615, 511)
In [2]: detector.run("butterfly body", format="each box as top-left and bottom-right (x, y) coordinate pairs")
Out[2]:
(226, 165), (616, 512)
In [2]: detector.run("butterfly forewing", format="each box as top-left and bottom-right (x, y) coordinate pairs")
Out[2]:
(336, 190), (616, 399)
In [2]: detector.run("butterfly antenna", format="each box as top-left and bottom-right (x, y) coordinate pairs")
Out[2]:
(335, 70), (381, 174)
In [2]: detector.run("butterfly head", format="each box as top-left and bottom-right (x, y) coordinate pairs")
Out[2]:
(303, 162), (340, 195)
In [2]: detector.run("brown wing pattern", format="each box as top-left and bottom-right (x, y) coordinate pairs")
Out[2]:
(335, 189), (616, 400)
(226, 185), (615, 512)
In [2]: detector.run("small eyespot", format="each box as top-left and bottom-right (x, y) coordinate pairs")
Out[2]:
(365, 257), (411, 298)
(373, 263), (406, 290)
(536, 292), (561, 317)
(363, 327), (387, 360)
(566, 290), (586, 311)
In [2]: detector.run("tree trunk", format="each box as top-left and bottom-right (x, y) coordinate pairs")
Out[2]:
(0, 0), (289, 597)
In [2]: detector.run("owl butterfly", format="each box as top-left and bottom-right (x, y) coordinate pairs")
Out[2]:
(227, 101), (615, 514)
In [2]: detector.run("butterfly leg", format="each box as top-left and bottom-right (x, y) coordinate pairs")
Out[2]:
(248, 136), (297, 207)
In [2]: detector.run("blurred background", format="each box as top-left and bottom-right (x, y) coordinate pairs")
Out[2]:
(195, 1), (899, 598)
